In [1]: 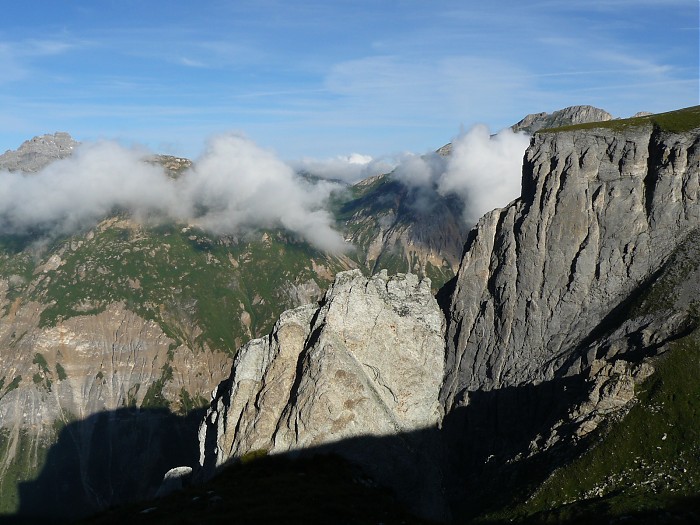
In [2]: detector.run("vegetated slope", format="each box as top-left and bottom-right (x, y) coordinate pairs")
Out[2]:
(0, 218), (352, 518)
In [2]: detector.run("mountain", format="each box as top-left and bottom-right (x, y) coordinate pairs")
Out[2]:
(441, 105), (700, 521)
(0, 131), (466, 519)
(168, 106), (699, 523)
(335, 173), (467, 285)
(2, 103), (683, 523)
(0, 132), (78, 173)
(511, 104), (613, 134)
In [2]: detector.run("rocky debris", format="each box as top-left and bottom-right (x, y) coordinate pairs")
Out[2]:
(199, 269), (446, 517)
(0, 132), (78, 172)
(511, 105), (613, 134)
(147, 154), (192, 177)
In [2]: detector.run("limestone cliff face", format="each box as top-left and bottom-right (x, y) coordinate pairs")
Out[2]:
(441, 122), (699, 411)
(199, 269), (445, 513)
(194, 113), (700, 521)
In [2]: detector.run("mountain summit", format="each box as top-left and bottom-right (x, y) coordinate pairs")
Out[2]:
(511, 104), (613, 134)
(0, 132), (78, 173)
(3, 106), (699, 524)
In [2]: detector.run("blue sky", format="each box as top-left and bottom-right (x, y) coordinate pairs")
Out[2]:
(0, 0), (697, 160)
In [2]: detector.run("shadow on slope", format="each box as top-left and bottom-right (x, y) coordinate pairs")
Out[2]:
(7, 349), (700, 524)
(0, 406), (205, 525)
(78, 374), (599, 524)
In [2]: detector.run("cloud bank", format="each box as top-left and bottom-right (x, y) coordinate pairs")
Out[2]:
(391, 126), (531, 224)
(290, 153), (395, 184)
(0, 134), (347, 252)
(0, 126), (529, 254)
(181, 134), (346, 252)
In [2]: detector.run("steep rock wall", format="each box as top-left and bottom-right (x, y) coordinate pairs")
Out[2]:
(199, 269), (446, 516)
(442, 123), (699, 409)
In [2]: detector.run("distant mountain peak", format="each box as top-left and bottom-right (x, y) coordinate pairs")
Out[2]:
(511, 105), (613, 134)
(0, 131), (79, 172)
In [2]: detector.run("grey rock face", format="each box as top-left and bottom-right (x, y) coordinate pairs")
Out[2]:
(511, 105), (613, 134)
(0, 132), (78, 172)
(199, 269), (446, 515)
(442, 123), (700, 411)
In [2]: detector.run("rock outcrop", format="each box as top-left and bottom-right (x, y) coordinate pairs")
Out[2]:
(199, 269), (446, 516)
(0, 132), (78, 172)
(511, 105), (613, 134)
(197, 108), (700, 521)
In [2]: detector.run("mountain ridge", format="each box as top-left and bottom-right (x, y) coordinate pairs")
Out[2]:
(3, 104), (690, 523)
(188, 105), (700, 522)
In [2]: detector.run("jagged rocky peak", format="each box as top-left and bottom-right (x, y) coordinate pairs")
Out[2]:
(198, 268), (446, 514)
(0, 131), (79, 172)
(511, 104), (613, 134)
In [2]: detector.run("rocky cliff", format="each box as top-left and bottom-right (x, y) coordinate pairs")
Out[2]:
(442, 111), (699, 404)
(192, 107), (700, 522)
(511, 105), (613, 134)
(198, 269), (446, 515)
(0, 132), (78, 172)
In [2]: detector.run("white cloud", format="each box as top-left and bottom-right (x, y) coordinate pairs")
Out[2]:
(438, 126), (531, 223)
(290, 153), (395, 183)
(0, 134), (349, 253)
(0, 141), (177, 235)
(390, 126), (531, 224)
(180, 134), (347, 251)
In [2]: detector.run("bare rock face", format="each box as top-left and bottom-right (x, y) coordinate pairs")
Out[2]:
(511, 105), (613, 134)
(442, 122), (700, 409)
(199, 269), (446, 516)
(0, 132), (78, 172)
